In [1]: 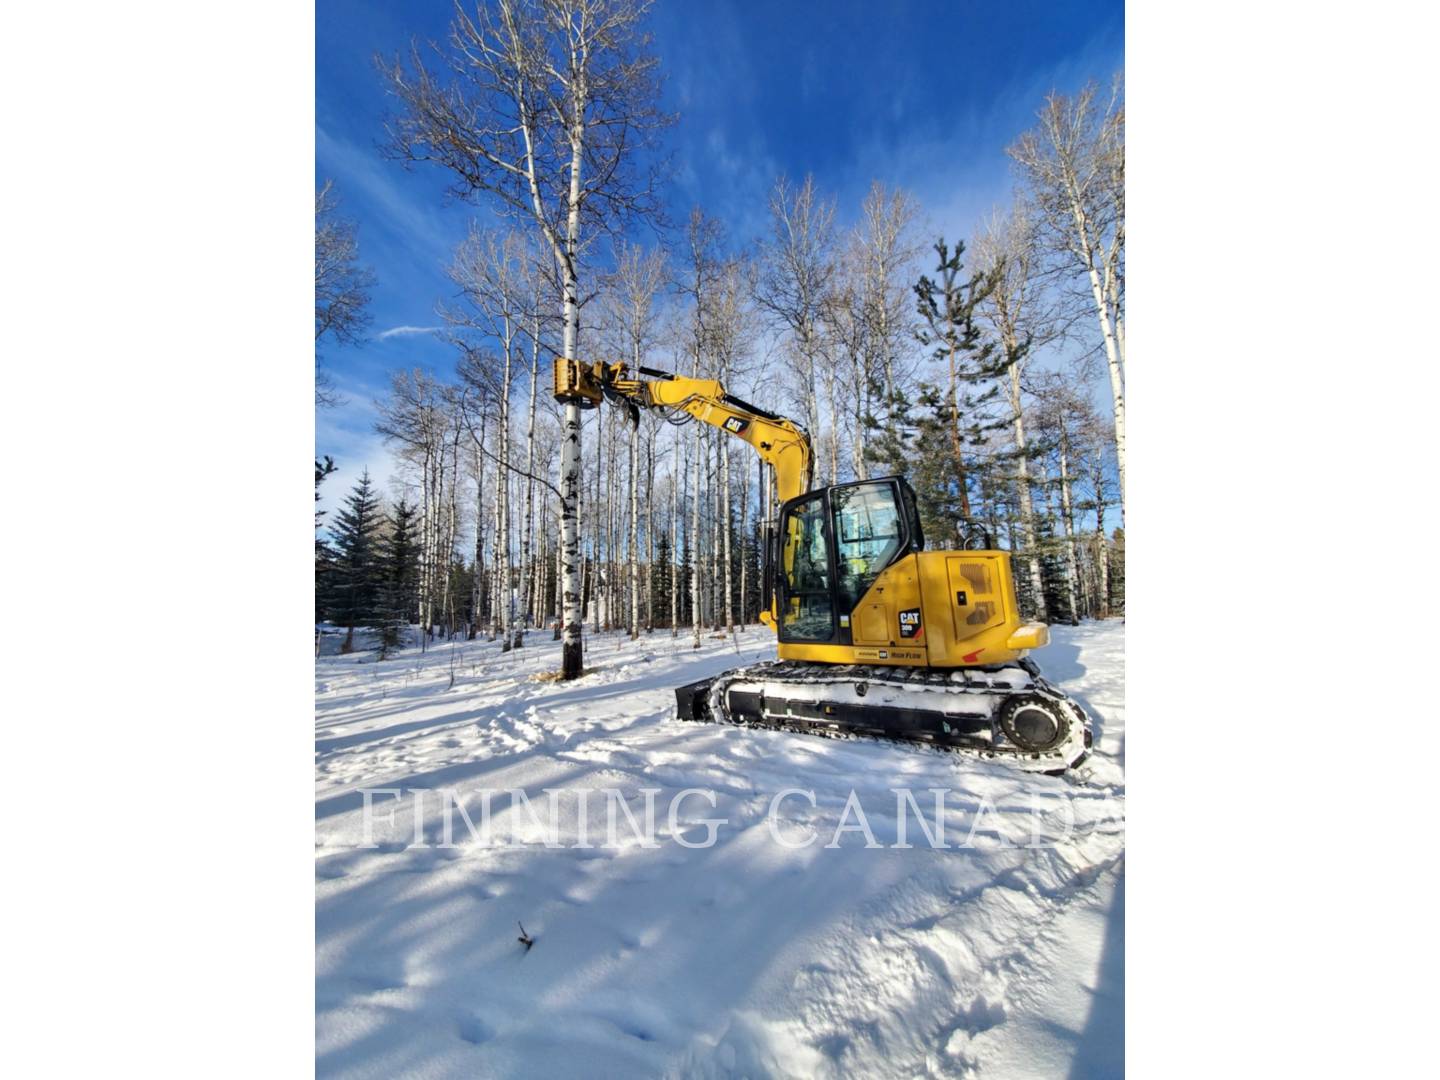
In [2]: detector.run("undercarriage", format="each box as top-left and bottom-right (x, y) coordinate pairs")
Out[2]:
(674, 659), (1092, 773)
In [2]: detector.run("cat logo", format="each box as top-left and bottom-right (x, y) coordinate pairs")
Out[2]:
(722, 417), (749, 435)
(898, 608), (922, 639)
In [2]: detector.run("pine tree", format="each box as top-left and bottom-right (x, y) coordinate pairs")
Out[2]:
(315, 456), (338, 529)
(376, 499), (420, 658)
(1013, 544), (1042, 620)
(652, 531), (673, 629)
(863, 376), (917, 484)
(329, 470), (383, 654)
(1108, 527), (1125, 615)
(677, 532), (693, 631)
(889, 239), (1008, 542)
(741, 532), (762, 624)
(315, 456), (339, 625)
(1034, 515), (1075, 625)
(910, 240), (1013, 538)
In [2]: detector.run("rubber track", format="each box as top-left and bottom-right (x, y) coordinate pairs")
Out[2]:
(699, 660), (1092, 773)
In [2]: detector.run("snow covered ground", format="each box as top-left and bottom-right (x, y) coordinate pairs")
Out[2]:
(316, 621), (1125, 1078)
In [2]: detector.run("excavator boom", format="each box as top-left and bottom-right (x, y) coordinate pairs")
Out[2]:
(555, 359), (813, 502)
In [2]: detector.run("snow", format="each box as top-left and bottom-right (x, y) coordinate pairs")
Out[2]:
(316, 622), (1125, 1078)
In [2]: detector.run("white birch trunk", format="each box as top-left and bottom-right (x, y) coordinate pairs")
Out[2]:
(670, 438), (680, 637)
(478, 417), (495, 639)
(1085, 261), (1127, 522)
(850, 363), (868, 482)
(721, 436), (734, 634)
(690, 426), (702, 648)
(737, 449), (749, 628)
(628, 418), (639, 639)
(644, 426), (655, 633)
(823, 361), (839, 485)
(442, 415), (461, 637)
(419, 440), (433, 639)
(553, 74), (588, 676)
(517, 321), (540, 645)
(592, 403), (603, 634)
(1091, 460), (1110, 618)
(1008, 362), (1047, 621)
(709, 431), (720, 631)
(558, 396), (583, 673)
(554, 501), (565, 638)
(496, 338), (514, 650)
(1057, 428), (1081, 625)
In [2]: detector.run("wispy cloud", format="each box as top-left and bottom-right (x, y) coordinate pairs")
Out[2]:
(377, 324), (445, 340)
(315, 124), (462, 268)
(315, 370), (410, 520)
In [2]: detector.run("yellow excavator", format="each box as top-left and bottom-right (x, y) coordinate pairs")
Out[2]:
(555, 358), (1091, 772)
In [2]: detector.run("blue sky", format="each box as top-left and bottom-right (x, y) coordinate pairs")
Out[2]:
(316, 0), (1124, 500)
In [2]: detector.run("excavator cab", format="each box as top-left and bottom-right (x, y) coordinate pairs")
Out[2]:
(766, 476), (1050, 670)
(766, 477), (924, 645)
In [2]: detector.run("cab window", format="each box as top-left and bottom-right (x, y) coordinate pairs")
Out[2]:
(780, 493), (834, 641)
(831, 482), (903, 613)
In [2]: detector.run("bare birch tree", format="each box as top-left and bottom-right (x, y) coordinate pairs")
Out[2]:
(822, 256), (870, 481)
(315, 180), (375, 407)
(855, 182), (921, 424)
(448, 226), (532, 651)
(382, 0), (669, 678)
(755, 175), (836, 449)
(669, 425), (680, 636)
(1032, 370), (1102, 625)
(825, 182), (921, 481)
(705, 256), (758, 633)
(973, 198), (1066, 620)
(513, 252), (553, 645)
(689, 424), (702, 648)
(1078, 407), (1114, 617)
(1008, 77), (1125, 518)
(599, 241), (667, 638)
(376, 370), (454, 640)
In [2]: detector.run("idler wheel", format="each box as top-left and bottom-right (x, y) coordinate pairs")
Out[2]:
(997, 694), (1070, 753)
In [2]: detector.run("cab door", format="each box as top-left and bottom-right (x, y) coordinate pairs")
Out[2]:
(830, 480), (908, 646)
(776, 491), (837, 643)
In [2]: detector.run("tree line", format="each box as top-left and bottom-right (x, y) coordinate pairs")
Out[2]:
(314, 0), (1125, 664)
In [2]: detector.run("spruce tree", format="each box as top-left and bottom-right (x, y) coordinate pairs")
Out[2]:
(863, 375), (919, 482)
(315, 457), (339, 624)
(1013, 548), (1041, 620)
(910, 236), (1013, 541)
(741, 532), (761, 625)
(1108, 527), (1125, 615)
(653, 532), (673, 629)
(329, 470), (383, 654)
(1033, 515), (1076, 625)
(447, 557), (474, 640)
(376, 499), (420, 657)
(677, 534), (692, 630)
(315, 456), (338, 529)
(889, 239), (1008, 542)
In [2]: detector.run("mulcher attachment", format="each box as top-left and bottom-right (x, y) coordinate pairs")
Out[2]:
(673, 660), (1091, 773)
(673, 678), (715, 723)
